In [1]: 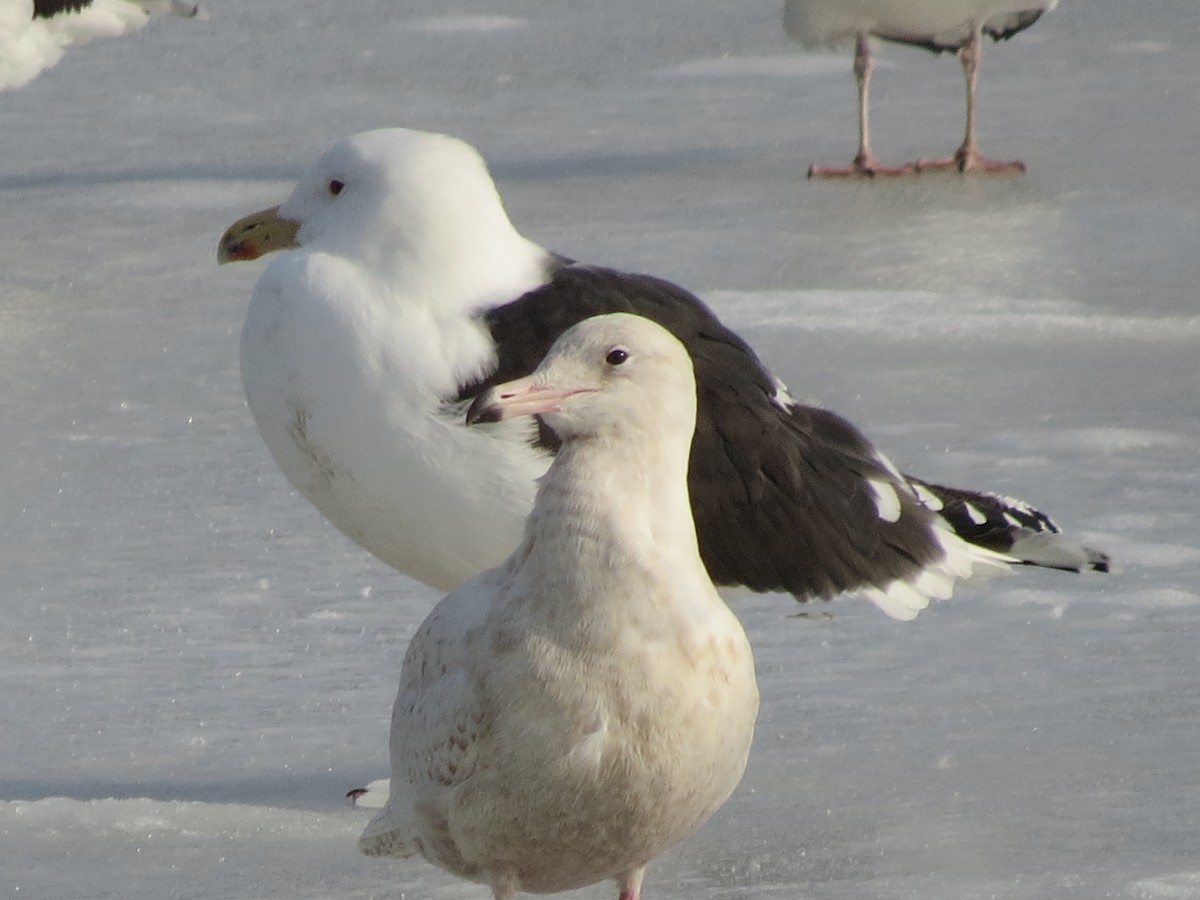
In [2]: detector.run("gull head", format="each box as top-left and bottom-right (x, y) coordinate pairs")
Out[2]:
(218, 128), (524, 273)
(466, 313), (697, 444)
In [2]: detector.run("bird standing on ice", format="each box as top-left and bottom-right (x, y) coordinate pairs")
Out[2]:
(784, 0), (1057, 176)
(1, 0), (207, 90)
(218, 127), (1106, 622)
(358, 313), (760, 900)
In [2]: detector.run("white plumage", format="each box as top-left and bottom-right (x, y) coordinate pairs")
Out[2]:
(1, 0), (206, 90)
(229, 129), (552, 594)
(358, 313), (759, 900)
(784, 0), (1058, 176)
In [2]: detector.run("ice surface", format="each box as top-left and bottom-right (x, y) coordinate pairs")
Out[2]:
(2, 0), (1198, 898)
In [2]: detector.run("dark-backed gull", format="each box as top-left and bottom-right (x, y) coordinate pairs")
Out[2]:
(218, 127), (1107, 621)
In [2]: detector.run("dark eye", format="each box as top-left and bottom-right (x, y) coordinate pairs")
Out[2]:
(329, 179), (345, 196)
(605, 347), (629, 366)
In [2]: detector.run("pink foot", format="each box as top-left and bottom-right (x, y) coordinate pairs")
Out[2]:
(808, 151), (917, 178)
(915, 148), (1026, 174)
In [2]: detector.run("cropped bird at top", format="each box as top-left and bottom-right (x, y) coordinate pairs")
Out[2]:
(218, 127), (1107, 623)
(783, 0), (1058, 177)
(358, 313), (759, 900)
(1, 0), (207, 90)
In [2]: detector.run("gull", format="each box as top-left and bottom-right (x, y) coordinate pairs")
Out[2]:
(357, 313), (759, 900)
(218, 127), (1107, 621)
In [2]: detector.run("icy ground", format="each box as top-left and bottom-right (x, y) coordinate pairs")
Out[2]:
(1, 0), (1198, 897)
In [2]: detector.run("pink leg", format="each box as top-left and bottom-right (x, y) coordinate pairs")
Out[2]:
(916, 27), (1026, 174)
(490, 873), (518, 900)
(616, 865), (646, 900)
(809, 34), (917, 178)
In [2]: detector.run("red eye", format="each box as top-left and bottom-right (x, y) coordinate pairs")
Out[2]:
(329, 179), (345, 196)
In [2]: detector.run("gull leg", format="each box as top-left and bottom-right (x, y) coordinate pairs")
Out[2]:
(490, 873), (518, 900)
(809, 34), (917, 178)
(616, 865), (646, 900)
(917, 27), (1026, 173)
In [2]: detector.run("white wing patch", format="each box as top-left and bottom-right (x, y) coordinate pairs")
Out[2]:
(867, 478), (902, 523)
(912, 481), (945, 511)
(992, 491), (1054, 524)
(771, 377), (796, 412)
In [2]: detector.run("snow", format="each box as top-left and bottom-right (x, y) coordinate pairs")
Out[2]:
(1, 0), (1198, 898)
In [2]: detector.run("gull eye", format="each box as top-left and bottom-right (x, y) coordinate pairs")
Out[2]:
(605, 347), (629, 366)
(328, 179), (345, 196)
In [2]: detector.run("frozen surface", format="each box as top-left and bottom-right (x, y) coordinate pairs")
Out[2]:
(1, 0), (1198, 897)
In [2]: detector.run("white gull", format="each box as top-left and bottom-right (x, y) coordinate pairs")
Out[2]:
(783, 0), (1058, 176)
(218, 127), (1107, 621)
(357, 313), (759, 900)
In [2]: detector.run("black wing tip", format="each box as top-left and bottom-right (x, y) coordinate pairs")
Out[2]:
(1083, 548), (1112, 574)
(985, 9), (1049, 43)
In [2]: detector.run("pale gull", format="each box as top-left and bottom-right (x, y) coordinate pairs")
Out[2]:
(357, 313), (759, 900)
